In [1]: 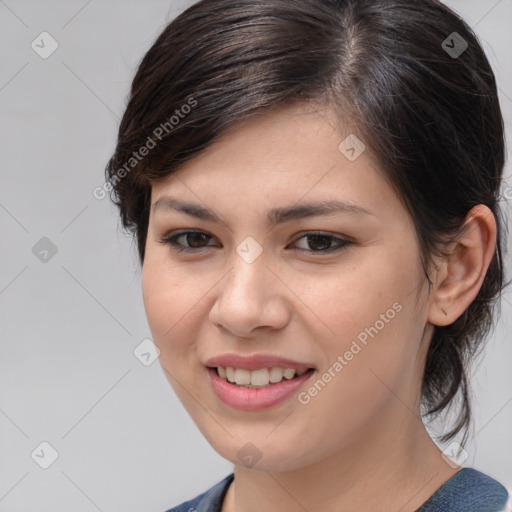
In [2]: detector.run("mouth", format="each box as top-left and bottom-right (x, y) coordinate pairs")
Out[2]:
(206, 365), (316, 410)
(207, 365), (316, 389)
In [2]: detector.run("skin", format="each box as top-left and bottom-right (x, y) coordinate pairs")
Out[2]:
(142, 102), (497, 511)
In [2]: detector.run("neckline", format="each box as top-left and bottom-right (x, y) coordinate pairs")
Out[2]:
(414, 467), (466, 510)
(210, 467), (479, 512)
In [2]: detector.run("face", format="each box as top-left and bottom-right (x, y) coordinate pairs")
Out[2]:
(142, 102), (432, 472)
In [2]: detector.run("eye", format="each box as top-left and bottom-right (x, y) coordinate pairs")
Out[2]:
(290, 231), (351, 253)
(159, 229), (218, 253)
(158, 230), (351, 254)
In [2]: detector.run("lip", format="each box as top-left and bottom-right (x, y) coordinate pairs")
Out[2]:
(207, 367), (316, 411)
(204, 353), (315, 371)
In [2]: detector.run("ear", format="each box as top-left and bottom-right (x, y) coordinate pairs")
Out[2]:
(428, 205), (497, 327)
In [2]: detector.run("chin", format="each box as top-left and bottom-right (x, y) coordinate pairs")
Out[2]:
(205, 433), (317, 473)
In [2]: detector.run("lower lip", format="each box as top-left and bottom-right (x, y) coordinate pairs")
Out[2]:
(207, 367), (316, 411)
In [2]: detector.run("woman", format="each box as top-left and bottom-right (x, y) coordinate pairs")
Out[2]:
(105, 0), (509, 510)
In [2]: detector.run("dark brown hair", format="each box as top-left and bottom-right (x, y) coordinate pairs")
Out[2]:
(105, 0), (508, 445)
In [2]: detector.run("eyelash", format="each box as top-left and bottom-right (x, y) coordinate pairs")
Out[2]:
(158, 229), (351, 255)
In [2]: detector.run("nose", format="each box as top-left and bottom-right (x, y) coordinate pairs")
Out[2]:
(209, 251), (291, 338)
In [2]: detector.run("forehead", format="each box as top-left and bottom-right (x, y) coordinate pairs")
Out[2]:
(150, 102), (398, 223)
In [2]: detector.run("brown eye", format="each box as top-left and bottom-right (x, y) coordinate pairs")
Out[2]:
(181, 232), (211, 248)
(159, 230), (351, 255)
(290, 232), (350, 253)
(159, 230), (217, 253)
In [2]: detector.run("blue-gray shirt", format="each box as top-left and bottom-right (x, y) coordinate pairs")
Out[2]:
(165, 468), (508, 512)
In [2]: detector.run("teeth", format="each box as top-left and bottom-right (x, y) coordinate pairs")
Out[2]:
(283, 368), (296, 379)
(251, 368), (270, 386)
(234, 368), (251, 385)
(226, 367), (235, 382)
(269, 367), (284, 383)
(216, 366), (310, 387)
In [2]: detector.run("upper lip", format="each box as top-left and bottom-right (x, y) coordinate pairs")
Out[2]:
(205, 353), (315, 371)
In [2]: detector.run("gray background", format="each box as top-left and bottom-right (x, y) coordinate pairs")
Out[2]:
(0, 1), (511, 511)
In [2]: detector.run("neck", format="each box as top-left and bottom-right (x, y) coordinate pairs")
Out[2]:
(224, 405), (459, 512)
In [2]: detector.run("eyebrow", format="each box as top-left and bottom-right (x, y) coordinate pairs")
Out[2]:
(153, 197), (374, 226)
(152, 196), (374, 227)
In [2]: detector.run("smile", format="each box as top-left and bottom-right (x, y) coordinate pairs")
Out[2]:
(207, 366), (316, 410)
(213, 366), (311, 388)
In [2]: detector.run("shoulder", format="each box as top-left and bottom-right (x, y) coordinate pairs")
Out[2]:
(163, 473), (234, 512)
(417, 467), (509, 512)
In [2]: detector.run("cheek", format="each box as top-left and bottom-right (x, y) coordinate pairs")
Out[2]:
(294, 303), (422, 459)
(301, 246), (423, 406)
(142, 260), (196, 359)
(302, 248), (417, 350)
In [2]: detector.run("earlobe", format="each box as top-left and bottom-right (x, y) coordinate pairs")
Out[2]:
(428, 205), (497, 327)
